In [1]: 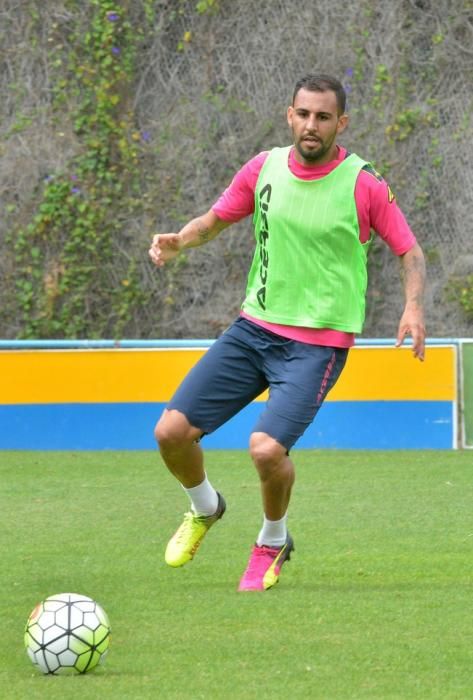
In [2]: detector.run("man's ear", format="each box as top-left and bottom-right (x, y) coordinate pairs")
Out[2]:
(287, 105), (294, 127)
(336, 113), (349, 135)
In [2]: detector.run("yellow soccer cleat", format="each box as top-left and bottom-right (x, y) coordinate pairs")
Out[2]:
(165, 492), (226, 567)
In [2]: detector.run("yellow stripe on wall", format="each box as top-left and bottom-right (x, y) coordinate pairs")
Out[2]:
(0, 344), (456, 405)
(329, 345), (456, 401)
(0, 349), (206, 404)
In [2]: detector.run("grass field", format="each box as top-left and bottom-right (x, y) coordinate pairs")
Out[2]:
(1, 449), (473, 699)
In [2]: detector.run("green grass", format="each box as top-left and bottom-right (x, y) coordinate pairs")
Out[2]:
(1, 449), (473, 699)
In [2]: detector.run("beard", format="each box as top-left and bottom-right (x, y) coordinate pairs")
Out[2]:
(294, 137), (331, 163)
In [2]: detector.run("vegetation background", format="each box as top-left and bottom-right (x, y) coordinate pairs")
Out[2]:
(1, 0), (472, 340)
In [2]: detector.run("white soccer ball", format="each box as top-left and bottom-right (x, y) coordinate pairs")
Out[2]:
(24, 592), (111, 675)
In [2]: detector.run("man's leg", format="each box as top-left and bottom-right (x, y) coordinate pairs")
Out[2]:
(249, 431), (295, 521)
(154, 320), (268, 568)
(155, 408), (205, 488)
(238, 431), (295, 591)
(238, 342), (349, 591)
(155, 408), (226, 567)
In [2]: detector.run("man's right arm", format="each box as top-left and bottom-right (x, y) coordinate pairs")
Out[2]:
(149, 151), (267, 268)
(149, 209), (231, 268)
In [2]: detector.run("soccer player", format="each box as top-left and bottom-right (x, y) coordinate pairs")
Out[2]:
(148, 74), (426, 591)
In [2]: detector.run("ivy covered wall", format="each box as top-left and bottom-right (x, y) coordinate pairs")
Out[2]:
(1, 0), (472, 339)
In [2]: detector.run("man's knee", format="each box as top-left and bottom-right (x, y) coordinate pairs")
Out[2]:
(154, 409), (200, 451)
(249, 432), (287, 472)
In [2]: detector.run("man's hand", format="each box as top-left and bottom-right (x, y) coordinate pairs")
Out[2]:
(396, 305), (426, 360)
(149, 210), (231, 269)
(397, 243), (426, 361)
(148, 233), (182, 268)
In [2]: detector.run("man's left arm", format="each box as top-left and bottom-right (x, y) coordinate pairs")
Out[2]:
(396, 243), (426, 361)
(359, 172), (426, 360)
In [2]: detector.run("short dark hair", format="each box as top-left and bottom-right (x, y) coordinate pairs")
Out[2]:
(292, 74), (346, 114)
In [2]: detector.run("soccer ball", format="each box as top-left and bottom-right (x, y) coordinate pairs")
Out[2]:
(24, 592), (111, 675)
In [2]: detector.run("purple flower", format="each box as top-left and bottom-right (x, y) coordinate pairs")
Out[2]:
(141, 130), (151, 142)
(112, 46), (121, 55)
(345, 67), (354, 77)
(107, 12), (119, 21)
(70, 174), (78, 181)
(71, 187), (80, 194)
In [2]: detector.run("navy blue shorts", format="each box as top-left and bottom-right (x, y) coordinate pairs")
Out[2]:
(167, 317), (348, 451)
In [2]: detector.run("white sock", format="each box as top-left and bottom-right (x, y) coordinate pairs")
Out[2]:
(256, 513), (288, 547)
(183, 474), (219, 516)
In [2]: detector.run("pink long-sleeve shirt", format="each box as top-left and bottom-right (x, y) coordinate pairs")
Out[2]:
(212, 146), (416, 347)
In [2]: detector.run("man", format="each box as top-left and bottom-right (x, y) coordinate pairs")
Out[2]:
(148, 74), (426, 592)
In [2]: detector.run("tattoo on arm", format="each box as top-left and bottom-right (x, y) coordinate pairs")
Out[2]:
(180, 213), (229, 249)
(196, 222), (214, 244)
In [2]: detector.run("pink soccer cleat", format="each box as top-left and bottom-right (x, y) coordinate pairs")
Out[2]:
(238, 534), (294, 591)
